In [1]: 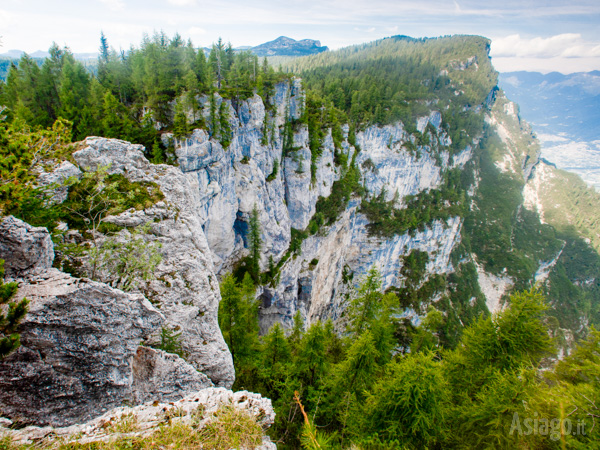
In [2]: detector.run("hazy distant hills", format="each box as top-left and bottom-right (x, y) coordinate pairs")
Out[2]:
(499, 71), (600, 142)
(0, 49), (98, 60)
(248, 36), (328, 57)
(499, 71), (600, 190)
(0, 35), (327, 64)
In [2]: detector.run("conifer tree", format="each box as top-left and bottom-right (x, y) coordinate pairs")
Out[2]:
(0, 260), (29, 358)
(247, 204), (262, 282)
(346, 265), (383, 336)
(289, 310), (305, 353)
(262, 322), (291, 371)
(172, 100), (189, 139)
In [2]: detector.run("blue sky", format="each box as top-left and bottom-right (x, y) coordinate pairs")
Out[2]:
(1, 0), (599, 73)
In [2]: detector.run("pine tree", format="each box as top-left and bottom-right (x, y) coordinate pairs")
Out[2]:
(218, 273), (242, 361)
(247, 204), (262, 282)
(346, 265), (383, 336)
(218, 100), (232, 148)
(0, 260), (29, 358)
(172, 100), (189, 139)
(262, 322), (291, 371)
(297, 321), (326, 385)
(58, 54), (91, 139)
(289, 310), (305, 352)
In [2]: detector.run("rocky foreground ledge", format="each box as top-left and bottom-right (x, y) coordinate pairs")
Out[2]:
(0, 388), (276, 449)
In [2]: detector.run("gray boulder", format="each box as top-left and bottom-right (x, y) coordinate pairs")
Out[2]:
(73, 137), (235, 388)
(0, 268), (163, 426)
(0, 216), (54, 279)
(131, 346), (213, 404)
(0, 217), (217, 427)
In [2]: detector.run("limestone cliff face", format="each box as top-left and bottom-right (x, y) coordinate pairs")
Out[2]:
(2, 387), (276, 449)
(0, 217), (213, 427)
(171, 81), (476, 329)
(72, 137), (234, 388)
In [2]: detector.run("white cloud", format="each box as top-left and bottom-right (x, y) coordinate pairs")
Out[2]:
(0, 8), (16, 27)
(187, 26), (207, 36)
(167, 0), (197, 6)
(98, 0), (125, 12)
(491, 34), (600, 59)
(490, 34), (600, 73)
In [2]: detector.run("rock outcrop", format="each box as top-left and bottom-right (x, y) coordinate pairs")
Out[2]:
(0, 216), (54, 279)
(72, 137), (234, 388)
(0, 217), (214, 427)
(1, 388), (276, 449)
(169, 85), (472, 329)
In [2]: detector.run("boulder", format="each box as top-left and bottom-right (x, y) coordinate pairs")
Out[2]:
(0, 268), (163, 426)
(0, 216), (54, 279)
(72, 137), (235, 388)
(0, 217), (219, 427)
(1, 387), (276, 449)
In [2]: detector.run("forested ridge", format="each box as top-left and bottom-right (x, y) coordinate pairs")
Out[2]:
(0, 32), (288, 162)
(1, 32), (600, 449)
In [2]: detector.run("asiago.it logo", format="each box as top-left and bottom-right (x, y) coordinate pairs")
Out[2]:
(509, 412), (587, 441)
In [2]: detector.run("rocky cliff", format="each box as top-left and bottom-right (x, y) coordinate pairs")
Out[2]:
(0, 217), (215, 427)
(72, 137), (234, 388)
(165, 73), (596, 341)
(0, 134), (244, 426)
(165, 79), (480, 332)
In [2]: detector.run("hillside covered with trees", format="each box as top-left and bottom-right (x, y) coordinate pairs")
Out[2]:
(1, 33), (600, 448)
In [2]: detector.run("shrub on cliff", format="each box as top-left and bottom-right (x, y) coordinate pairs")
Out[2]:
(0, 259), (29, 358)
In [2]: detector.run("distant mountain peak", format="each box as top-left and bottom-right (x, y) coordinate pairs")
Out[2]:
(250, 36), (328, 57)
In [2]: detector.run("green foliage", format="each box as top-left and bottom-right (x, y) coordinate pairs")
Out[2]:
(0, 118), (72, 217)
(346, 266), (384, 336)
(217, 100), (232, 148)
(314, 157), (362, 226)
(361, 168), (466, 237)
(218, 272), (260, 389)
(0, 260), (29, 358)
(355, 352), (449, 448)
(266, 158), (279, 182)
(247, 204), (262, 283)
(0, 33), (289, 153)
(282, 35), (496, 133)
(220, 266), (588, 450)
(172, 100), (189, 139)
(156, 326), (185, 359)
(61, 168), (164, 232)
(444, 289), (553, 397)
(85, 223), (162, 291)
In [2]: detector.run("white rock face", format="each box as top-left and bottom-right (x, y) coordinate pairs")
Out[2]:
(174, 92), (293, 272)
(167, 82), (479, 331)
(0, 216), (215, 427)
(475, 259), (513, 314)
(523, 160), (556, 224)
(37, 161), (82, 204)
(356, 124), (443, 204)
(258, 199), (464, 331)
(284, 128), (339, 230)
(1, 388), (276, 449)
(0, 216), (54, 279)
(73, 137), (234, 388)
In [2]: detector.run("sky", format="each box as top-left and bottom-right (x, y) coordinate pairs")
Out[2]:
(1, 0), (599, 73)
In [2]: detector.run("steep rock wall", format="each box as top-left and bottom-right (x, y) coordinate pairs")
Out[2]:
(0, 217), (213, 427)
(172, 83), (475, 330)
(73, 137), (234, 388)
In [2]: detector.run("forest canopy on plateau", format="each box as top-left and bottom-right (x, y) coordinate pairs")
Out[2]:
(1, 32), (600, 449)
